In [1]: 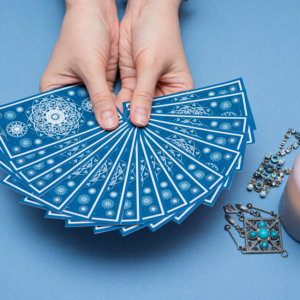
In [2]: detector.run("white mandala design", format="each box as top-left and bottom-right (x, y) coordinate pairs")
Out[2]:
(53, 196), (62, 204)
(210, 102), (218, 108)
(175, 174), (184, 180)
(16, 107), (24, 113)
(109, 191), (118, 198)
(210, 152), (222, 162)
(19, 138), (32, 148)
(206, 174), (215, 182)
(143, 187), (151, 194)
(77, 194), (91, 204)
(16, 158), (25, 165)
(25, 155), (35, 161)
(26, 169), (36, 177)
(142, 196), (153, 206)
(208, 92), (215, 97)
(220, 101), (232, 110)
(54, 185), (68, 195)
(193, 170), (205, 179)
(190, 187), (200, 194)
(203, 147), (211, 154)
(4, 111), (16, 120)
(224, 153), (232, 160)
(67, 181), (75, 187)
(170, 197), (180, 205)
(161, 189), (173, 200)
(228, 137), (237, 144)
(55, 168), (62, 173)
(127, 191), (133, 198)
(188, 164), (196, 170)
(101, 199), (114, 209)
(43, 173), (53, 180)
(210, 121), (218, 127)
(46, 159), (55, 165)
(149, 205), (158, 213)
(78, 88), (88, 97)
(178, 181), (191, 191)
(87, 120), (95, 126)
(36, 180), (45, 187)
(219, 122), (232, 130)
(79, 205), (89, 213)
(12, 146), (21, 153)
(160, 181), (168, 188)
(6, 121), (28, 137)
(38, 150), (46, 155)
(232, 97), (240, 104)
(81, 98), (93, 112)
(214, 137), (226, 145)
(232, 121), (241, 128)
(68, 91), (75, 96)
(26, 95), (85, 140)
(34, 139), (42, 145)
(88, 188), (97, 195)
(33, 162), (45, 170)
(105, 210), (115, 217)
(206, 134), (214, 141)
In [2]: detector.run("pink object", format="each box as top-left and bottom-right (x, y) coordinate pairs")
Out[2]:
(279, 151), (300, 242)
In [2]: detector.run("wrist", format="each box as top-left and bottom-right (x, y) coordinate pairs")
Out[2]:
(65, 0), (116, 11)
(127, 0), (181, 13)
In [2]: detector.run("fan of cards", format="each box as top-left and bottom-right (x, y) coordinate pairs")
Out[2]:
(0, 78), (255, 236)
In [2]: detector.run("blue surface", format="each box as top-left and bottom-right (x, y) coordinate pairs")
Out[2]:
(1, 1), (300, 299)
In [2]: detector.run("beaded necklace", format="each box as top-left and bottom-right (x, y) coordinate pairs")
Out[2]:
(247, 129), (300, 197)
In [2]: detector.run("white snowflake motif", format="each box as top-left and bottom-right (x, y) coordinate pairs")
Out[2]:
(214, 137), (226, 145)
(219, 122), (232, 130)
(203, 147), (211, 154)
(161, 189), (173, 200)
(228, 137), (237, 144)
(178, 181), (191, 191)
(105, 210), (115, 217)
(16, 158), (25, 165)
(54, 168), (62, 174)
(125, 210), (135, 217)
(188, 164), (196, 171)
(46, 158), (55, 165)
(12, 146), (21, 153)
(109, 191), (118, 198)
(232, 97), (240, 104)
(210, 152), (222, 162)
(160, 181), (168, 188)
(155, 110), (163, 113)
(170, 197), (180, 205)
(36, 180), (45, 187)
(143, 187), (151, 194)
(101, 199), (114, 209)
(34, 139), (42, 145)
(190, 187), (200, 194)
(206, 174), (215, 182)
(193, 170), (205, 179)
(25, 153), (36, 159)
(43, 173), (53, 180)
(79, 205), (89, 213)
(6, 121), (28, 137)
(124, 200), (132, 210)
(52, 196), (62, 204)
(54, 185), (68, 195)
(26, 169), (36, 177)
(78, 88), (88, 97)
(208, 91), (215, 97)
(210, 102), (218, 108)
(88, 188), (96, 195)
(33, 162), (45, 170)
(220, 101), (232, 111)
(19, 138), (32, 148)
(38, 150), (46, 155)
(232, 121), (241, 128)
(4, 111), (16, 120)
(149, 205), (158, 213)
(87, 120), (95, 126)
(206, 134), (214, 141)
(175, 174), (184, 180)
(224, 153), (233, 160)
(16, 107), (24, 113)
(81, 98), (93, 113)
(126, 191), (133, 198)
(68, 90), (75, 96)
(77, 194), (90, 204)
(67, 181), (75, 187)
(26, 96), (85, 140)
(142, 196), (153, 206)
(229, 85), (237, 93)
(210, 121), (218, 127)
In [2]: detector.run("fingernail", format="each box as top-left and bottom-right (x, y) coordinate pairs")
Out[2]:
(100, 110), (117, 129)
(134, 108), (148, 126)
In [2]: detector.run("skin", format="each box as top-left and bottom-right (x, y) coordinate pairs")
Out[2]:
(40, 0), (193, 129)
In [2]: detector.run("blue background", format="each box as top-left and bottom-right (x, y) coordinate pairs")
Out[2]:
(1, 1), (300, 299)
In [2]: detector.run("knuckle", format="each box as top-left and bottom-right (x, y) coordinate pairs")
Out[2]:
(91, 91), (113, 111)
(134, 91), (153, 106)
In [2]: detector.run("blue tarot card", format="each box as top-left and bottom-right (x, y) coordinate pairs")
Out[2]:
(145, 123), (240, 178)
(143, 129), (224, 192)
(18, 124), (129, 195)
(119, 140), (142, 225)
(19, 196), (48, 210)
(63, 127), (137, 223)
(148, 213), (177, 232)
(142, 133), (209, 205)
(141, 134), (189, 217)
(119, 224), (149, 236)
(45, 210), (75, 220)
(94, 225), (122, 234)
(1, 128), (131, 212)
(0, 84), (124, 161)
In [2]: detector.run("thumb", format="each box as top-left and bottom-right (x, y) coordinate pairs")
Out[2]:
(130, 68), (160, 127)
(82, 70), (119, 130)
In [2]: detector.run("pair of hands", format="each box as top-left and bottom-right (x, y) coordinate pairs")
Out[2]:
(40, 0), (193, 130)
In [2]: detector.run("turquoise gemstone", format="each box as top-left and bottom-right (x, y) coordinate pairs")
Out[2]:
(259, 166), (264, 171)
(260, 241), (268, 249)
(258, 221), (266, 228)
(271, 231), (278, 238)
(249, 231), (257, 239)
(258, 228), (269, 239)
